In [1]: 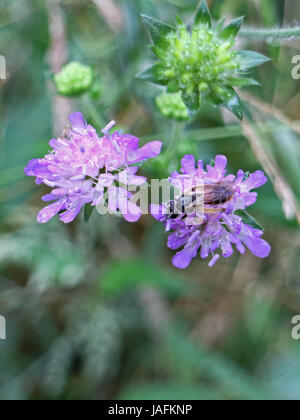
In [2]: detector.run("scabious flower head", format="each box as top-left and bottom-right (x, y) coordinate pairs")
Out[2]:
(54, 62), (94, 96)
(156, 92), (189, 121)
(139, 0), (270, 119)
(24, 112), (162, 224)
(151, 154), (271, 269)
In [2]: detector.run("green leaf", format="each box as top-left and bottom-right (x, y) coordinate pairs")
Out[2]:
(166, 79), (180, 93)
(236, 210), (264, 231)
(141, 14), (175, 43)
(165, 328), (272, 400)
(238, 50), (271, 71)
(119, 383), (220, 401)
(225, 77), (260, 87)
(150, 45), (165, 60)
(175, 16), (184, 26)
(100, 259), (190, 297)
(136, 64), (169, 86)
(216, 17), (226, 33)
(221, 16), (244, 39)
(223, 89), (243, 120)
(195, 0), (211, 27)
(213, 87), (244, 120)
(84, 203), (94, 223)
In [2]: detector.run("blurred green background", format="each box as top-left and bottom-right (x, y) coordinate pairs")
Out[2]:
(1, 0), (300, 400)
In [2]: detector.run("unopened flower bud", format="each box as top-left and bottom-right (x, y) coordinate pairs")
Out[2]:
(156, 92), (189, 121)
(54, 62), (94, 97)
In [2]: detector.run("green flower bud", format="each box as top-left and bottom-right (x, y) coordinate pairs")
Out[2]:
(156, 92), (189, 121)
(138, 1), (270, 120)
(54, 62), (94, 97)
(199, 81), (209, 94)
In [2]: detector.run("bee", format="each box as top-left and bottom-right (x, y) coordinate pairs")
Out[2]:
(168, 180), (236, 220)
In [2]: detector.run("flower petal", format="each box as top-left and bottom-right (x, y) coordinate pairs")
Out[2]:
(69, 112), (87, 132)
(241, 170), (267, 192)
(120, 199), (142, 223)
(59, 202), (85, 224)
(167, 231), (189, 250)
(37, 200), (65, 223)
(220, 236), (233, 258)
(235, 169), (245, 185)
(172, 247), (194, 269)
(215, 155), (228, 177)
(180, 155), (196, 175)
(200, 240), (211, 259)
(98, 173), (115, 188)
(24, 159), (51, 179)
(242, 235), (271, 258)
(119, 169), (146, 186)
(233, 192), (257, 210)
(128, 141), (162, 164)
(41, 194), (57, 202)
(114, 133), (139, 151)
(150, 204), (167, 222)
(207, 155), (227, 180)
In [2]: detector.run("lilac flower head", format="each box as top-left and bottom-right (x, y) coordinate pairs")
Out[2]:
(25, 112), (162, 224)
(151, 155), (271, 269)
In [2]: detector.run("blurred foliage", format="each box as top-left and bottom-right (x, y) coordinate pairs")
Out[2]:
(0, 0), (300, 401)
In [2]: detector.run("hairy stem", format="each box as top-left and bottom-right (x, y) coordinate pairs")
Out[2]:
(82, 94), (106, 131)
(165, 121), (185, 164)
(240, 26), (300, 41)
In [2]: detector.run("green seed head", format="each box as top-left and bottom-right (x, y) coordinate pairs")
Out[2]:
(139, 1), (270, 119)
(54, 62), (94, 97)
(157, 24), (239, 110)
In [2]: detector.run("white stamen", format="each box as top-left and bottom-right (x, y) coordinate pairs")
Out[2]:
(209, 254), (220, 267)
(102, 120), (116, 138)
(102, 120), (122, 155)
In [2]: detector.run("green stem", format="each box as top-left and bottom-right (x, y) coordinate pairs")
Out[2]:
(81, 94), (106, 130)
(165, 121), (185, 164)
(240, 26), (300, 41)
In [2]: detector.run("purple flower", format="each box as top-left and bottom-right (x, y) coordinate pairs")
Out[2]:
(151, 155), (271, 269)
(25, 112), (162, 224)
